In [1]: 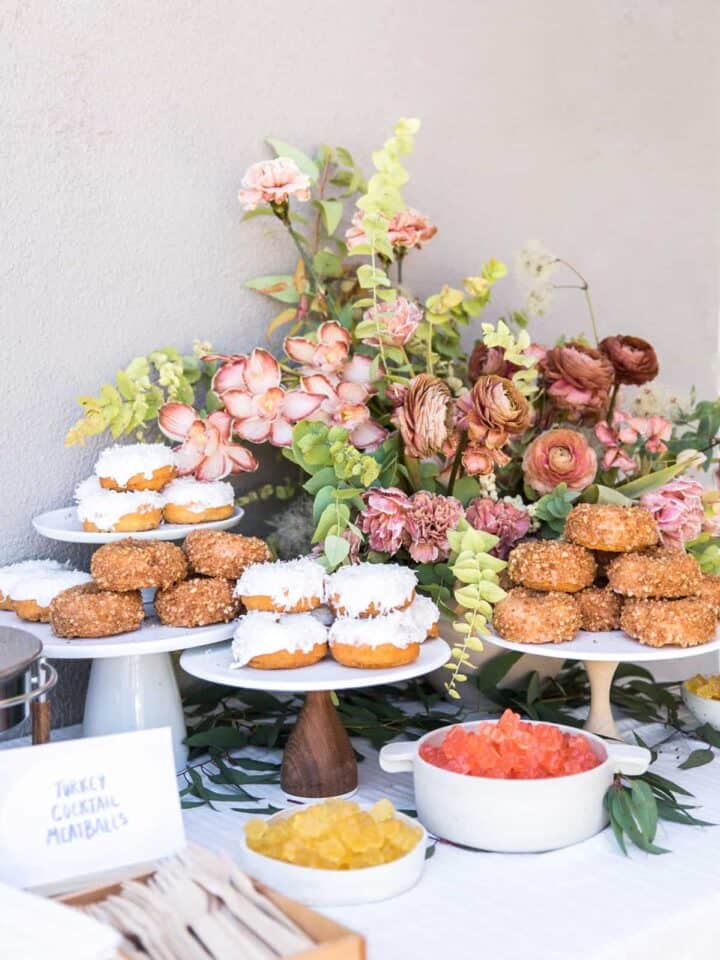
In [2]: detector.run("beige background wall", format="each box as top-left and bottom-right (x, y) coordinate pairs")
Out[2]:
(1, 1), (718, 712)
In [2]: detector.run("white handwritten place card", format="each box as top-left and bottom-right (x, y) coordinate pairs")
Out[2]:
(0, 727), (185, 890)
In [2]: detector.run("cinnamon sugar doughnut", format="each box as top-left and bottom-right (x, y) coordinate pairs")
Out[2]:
(50, 583), (145, 638)
(95, 443), (176, 492)
(564, 504), (659, 552)
(162, 477), (235, 524)
(607, 548), (701, 599)
(576, 587), (623, 632)
(184, 530), (272, 579)
(236, 558), (325, 613)
(91, 538), (188, 591)
(493, 588), (581, 644)
(326, 563), (416, 617)
(155, 577), (241, 627)
(328, 609), (424, 668)
(231, 611), (328, 669)
(620, 598), (716, 648)
(696, 574), (720, 619)
(507, 540), (596, 593)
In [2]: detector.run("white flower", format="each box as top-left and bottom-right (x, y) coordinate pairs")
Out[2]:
(525, 283), (554, 317)
(515, 242), (558, 285)
(192, 339), (213, 359)
(476, 472), (498, 499)
(627, 383), (691, 419)
(676, 449), (707, 470)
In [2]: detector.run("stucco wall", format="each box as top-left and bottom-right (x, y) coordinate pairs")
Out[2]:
(1, 1), (718, 718)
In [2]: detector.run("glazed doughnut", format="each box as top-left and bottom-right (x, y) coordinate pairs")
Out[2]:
(91, 538), (188, 591)
(576, 587), (623, 632)
(183, 530), (272, 579)
(155, 577), (240, 627)
(607, 548), (701, 599)
(10, 570), (93, 623)
(404, 594), (441, 639)
(620, 598), (716, 648)
(236, 558), (325, 613)
(231, 611), (328, 669)
(0, 560), (67, 610)
(696, 574), (720, 619)
(493, 588), (581, 644)
(77, 489), (164, 533)
(507, 540), (596, 593)
(94, 443), (176, 491)
(50, 583), (145, 638)
(328, 610), (424, 668)
(162, 477), (235, 524)
(564, 504), (659, 552)
(326, 563), (416, 617)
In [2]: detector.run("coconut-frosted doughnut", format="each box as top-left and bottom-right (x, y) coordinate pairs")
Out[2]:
(0, 560), (67, 610)
(620, 598), (716, 648)
(50, 583), (145, 638)
(77, 489), (164, 532)
(231, 611), (328, 669)
(74, 476), (102, 501)
(162, 477), (235, 524)
(236, 558), (326, 613)
(329, 609), (424, 668)
(95, 443), (176, 491)
(184, 530), (272, 579)
(507, 540), (596, 593)
(607, 548), (701, 599)
(403, 594), (440, 639)
(326, 563), (416, 617)
(155, 577), (240, 627)
(493, 588), (581, 644)
(91, 539), (188, 591)
(576, 587), (623, 632)
(564, 504), (659, 552)
(11, 570), (93, 622)
(696, 574), (720, 619)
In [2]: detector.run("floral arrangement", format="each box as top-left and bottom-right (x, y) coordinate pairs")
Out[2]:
(67, 118), (720, 697)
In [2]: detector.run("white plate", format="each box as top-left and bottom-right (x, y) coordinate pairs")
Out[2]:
(32, 505), (244, 543)
(489, 626), (720, 663)
(180, 638), (451, 692)
(0, 609), (235, 659)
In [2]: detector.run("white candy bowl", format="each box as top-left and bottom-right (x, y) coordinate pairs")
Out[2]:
(682, 683), (720, 730)
(239, 805), (427, 907)
(379, 719), (651, 853)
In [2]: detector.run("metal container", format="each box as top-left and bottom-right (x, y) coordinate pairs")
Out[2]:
(0, 626), (57, 740)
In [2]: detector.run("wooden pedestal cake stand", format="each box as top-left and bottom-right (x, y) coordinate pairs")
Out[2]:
(180, 638), (451, 800)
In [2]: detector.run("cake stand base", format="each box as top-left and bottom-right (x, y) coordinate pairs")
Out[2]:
(281, 692), (358, 801)
(83, 653), (188, 771)
(584, 660), (621, 739)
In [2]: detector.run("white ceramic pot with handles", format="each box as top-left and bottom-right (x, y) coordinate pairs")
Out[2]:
(379, 719), (651, 853)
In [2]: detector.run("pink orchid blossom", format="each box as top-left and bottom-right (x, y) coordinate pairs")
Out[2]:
(238, 157), (311, 211)
(640, 477), (705, 549)
(642, 415), (672, 454)
(594, 418), (638, 476)
(300, 374), (387, 450)
(213, 348), (324, 447)
(158, 404), (257, 480)
(284, 321), (351, 374)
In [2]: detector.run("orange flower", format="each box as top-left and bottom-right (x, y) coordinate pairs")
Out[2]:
(394, 374), (453, 458)
(455, 376), (530, 474)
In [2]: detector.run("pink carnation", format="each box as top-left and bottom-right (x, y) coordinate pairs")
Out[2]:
(359, 487), (411, 555)
(238, 157), (311, 211)
(404, 491), (464, 563)
(387, 208), (437, 250)
(640, 477), (705, 548)
(465, 497), (531, 559)
(362, 297), (422, 347)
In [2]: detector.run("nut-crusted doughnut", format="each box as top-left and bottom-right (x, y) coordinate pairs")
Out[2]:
(620, 598), (716, 648)
(576, 587), (623, 631)
(492, 588), (581, 644)
(507, 540), (596, 593)
(90, 539), (188, 591)
(50, 583), (145, 637)
(564, 504), (659, 552)
(607, 548), (701, 599)
(696, 574), (720, 619)
(154, 577), (241, 627)
(183, 530), (272, 579)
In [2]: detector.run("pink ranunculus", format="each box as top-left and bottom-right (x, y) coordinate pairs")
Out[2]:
(284, 321), (351, 374)
(465, 497), (531, 559)
(300, 373), (387, 450)
(404, 491), (464, 563)
(542, 341), (615, 418)
(522, 428), (598, 494)
(387, 208), (437, 250)
(640, 477), (706, 549)
(158, 404), (258, 480)
(361, 297), (422, 347)
(213, 348), (324, 447)
(238, 157), (311, 211)
(359, 487), (412, 555)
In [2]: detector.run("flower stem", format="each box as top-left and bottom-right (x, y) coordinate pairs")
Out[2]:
(446, 435), (468, 496)
(555, 259), (600, 346)
(606, 381), (620, 422)
(275, 205), (342, 324)
(426, 320), (434, 375)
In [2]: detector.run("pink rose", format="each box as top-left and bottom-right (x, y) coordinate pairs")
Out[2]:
(640, 477), (705, 548)
(404, 491), (464, 563)
(238, 157), (311, 211)
(522, 428), (598, 494)
(362, 297), (422, 347)
(466, 497), (531, 559)
(359, 487), (411, 555)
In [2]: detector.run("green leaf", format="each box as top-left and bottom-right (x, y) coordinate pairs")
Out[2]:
(246, 274), (300, 304)
(696, 723), (720, 749)
(324, 534), (350, 568)
(475, 651), (523, 692)
(313, 501), (350, 543)
(312, 250), (343, 278)
(185, 727), (249, 748)
(266, 138), (320, 181)
(317, 199), (343, 235)
(303, 467), (337, 495)
(580, 484), (633, 506)
(678, 748), (714, 770)
(616, 460), (691, 499)
(451, 476), (481, 507)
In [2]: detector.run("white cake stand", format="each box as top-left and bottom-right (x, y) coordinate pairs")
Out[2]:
(180, 638), (451, 800)
(489, 628), (720, 740)
(0, 609), (234, 771)
(33, 505), (244, 542)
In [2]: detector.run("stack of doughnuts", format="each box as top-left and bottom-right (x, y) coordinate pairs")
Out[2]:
(74, 443), (236, 532)
(494, 503), (719, 649)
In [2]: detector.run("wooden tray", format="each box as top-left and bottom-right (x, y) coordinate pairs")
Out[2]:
(60, 872), (365, 960)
